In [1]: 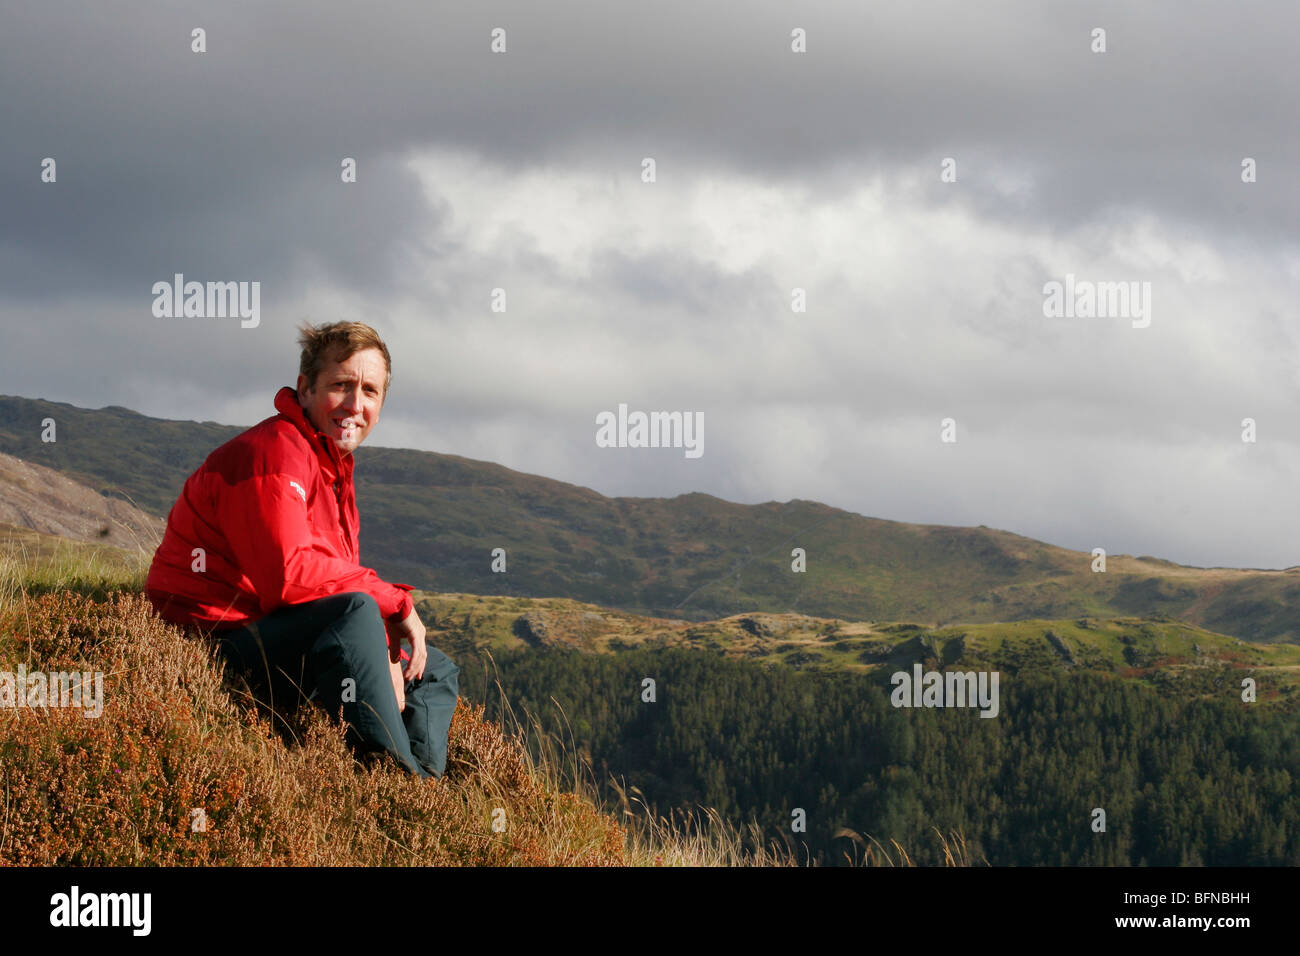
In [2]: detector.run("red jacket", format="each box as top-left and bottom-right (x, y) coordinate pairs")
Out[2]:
(146, 385), (415, 631)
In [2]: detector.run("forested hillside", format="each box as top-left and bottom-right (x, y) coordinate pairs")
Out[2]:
(463, 648), (1300, 866)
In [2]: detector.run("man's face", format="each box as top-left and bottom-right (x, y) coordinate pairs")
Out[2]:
(296, 346), (387, 456)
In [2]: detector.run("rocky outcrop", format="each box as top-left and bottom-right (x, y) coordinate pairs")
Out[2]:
(1045, 630), (1076, 666)
(513, 611), (549, 647)
(0, 452), (163, 553)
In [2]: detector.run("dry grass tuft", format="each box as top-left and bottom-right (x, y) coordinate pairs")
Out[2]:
(832, 825), (986, 866)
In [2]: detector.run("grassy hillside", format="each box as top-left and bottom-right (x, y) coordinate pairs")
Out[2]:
(0, 526), (791, 866)
(416, 593), (1300, 707)
(3, 394), (1297, 644)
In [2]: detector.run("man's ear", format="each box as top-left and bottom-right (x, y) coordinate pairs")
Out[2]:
(296, 373), (310, 403)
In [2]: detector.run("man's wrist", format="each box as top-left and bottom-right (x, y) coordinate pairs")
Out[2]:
(391, 590), (414, 621)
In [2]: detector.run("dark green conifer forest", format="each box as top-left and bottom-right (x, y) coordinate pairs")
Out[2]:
(461, 648), (1299, 865)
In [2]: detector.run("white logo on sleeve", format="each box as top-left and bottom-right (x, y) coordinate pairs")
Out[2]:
(288, 480), (307, 502)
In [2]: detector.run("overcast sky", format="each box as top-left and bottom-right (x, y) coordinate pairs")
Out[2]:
(3, 1), (1298, 570)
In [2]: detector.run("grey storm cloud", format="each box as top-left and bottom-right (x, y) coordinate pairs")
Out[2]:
(4, 0), (1297, 279)
(2, 0), (1299, 568)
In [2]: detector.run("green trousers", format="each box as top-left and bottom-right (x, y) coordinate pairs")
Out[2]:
(215, 591), (459, 778)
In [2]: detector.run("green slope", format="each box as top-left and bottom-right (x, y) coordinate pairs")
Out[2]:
(414, 591), (1300, 707)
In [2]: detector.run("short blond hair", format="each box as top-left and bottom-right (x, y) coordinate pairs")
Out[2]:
(297, 321), (392, 395)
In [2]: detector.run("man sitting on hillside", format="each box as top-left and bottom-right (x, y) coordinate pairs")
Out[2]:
(146, 321), (458, 779)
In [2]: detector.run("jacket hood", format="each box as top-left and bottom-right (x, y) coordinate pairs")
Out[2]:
(273, 385), (350, 477)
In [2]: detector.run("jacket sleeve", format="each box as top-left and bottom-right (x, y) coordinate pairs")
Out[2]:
(219, 464), (414, 621)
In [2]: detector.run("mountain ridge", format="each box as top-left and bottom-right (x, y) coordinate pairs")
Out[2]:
(2, 393), (1296, 643)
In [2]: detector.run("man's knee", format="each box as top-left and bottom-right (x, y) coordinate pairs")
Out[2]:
(336, 591), (382, 620)
(309, 592), (389, 663)
(330, 593), (388, 647)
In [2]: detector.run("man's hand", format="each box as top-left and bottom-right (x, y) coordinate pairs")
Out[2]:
(386, 606), (428, 682)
